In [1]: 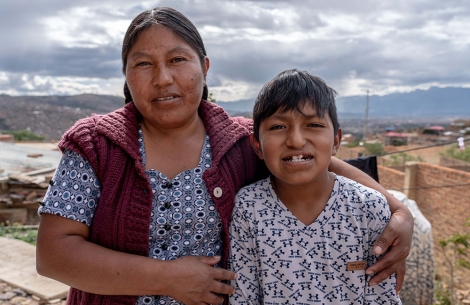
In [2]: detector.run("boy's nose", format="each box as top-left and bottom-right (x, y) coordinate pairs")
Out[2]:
(285, 128), (306, 148)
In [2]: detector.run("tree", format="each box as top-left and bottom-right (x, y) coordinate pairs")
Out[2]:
(207, 92), (216, 103)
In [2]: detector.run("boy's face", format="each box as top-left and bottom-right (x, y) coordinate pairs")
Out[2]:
(250, 102), (341, 188)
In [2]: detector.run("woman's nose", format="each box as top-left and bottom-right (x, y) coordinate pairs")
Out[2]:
(285, 127), (306, 148)
(152, 64), (173, 87)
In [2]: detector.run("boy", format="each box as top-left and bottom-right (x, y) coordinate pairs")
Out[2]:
(228, 69), (401, 304)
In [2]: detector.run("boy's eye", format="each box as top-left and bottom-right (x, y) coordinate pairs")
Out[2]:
(308, 123), (324, 128)
(269, 125), (285, 130)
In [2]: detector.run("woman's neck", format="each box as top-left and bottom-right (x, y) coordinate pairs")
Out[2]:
(141, 115), (206, 179)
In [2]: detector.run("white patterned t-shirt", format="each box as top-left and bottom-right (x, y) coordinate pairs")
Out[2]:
(228, 175), (401, 305)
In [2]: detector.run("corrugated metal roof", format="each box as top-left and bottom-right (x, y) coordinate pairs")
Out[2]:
(0, 142), (61, 177)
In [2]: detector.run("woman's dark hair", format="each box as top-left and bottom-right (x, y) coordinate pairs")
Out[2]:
(122, 7), (208, 103)
(252, 69), (340, 140)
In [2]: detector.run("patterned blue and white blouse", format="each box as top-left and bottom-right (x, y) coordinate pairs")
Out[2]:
(39, 128), (222, 305)
(228, 175), (402, 305)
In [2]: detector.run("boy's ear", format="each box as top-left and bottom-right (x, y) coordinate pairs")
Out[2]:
(249, 133), (265, 160)
(332, 129), (342, 156)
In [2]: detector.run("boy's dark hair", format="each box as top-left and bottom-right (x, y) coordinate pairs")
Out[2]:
(252, 69), (340, 140)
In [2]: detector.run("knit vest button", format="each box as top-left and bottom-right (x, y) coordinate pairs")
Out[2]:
(161, 244), (168, 250)
(213, 187), (223, 198)
(164, 202), (171, 209)
(165, 182), (172, 189)
(164, 224), (171, 231)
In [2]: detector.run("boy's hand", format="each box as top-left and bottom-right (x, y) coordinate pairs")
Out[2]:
(366, 205), (413, 293)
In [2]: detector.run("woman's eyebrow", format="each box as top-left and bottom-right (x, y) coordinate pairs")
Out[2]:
(129, 46), (194, 60)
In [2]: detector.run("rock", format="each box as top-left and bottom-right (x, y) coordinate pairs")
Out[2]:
(9, 296), (28, 304)
(12, 288), (27, 297)
(0, 291), (16, 300)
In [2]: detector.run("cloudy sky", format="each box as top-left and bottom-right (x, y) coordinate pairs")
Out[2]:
(1, 0), (469, 102)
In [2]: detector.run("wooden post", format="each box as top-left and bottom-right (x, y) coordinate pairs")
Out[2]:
(404, 162), (419, 200)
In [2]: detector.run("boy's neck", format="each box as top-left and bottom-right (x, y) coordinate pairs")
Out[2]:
(271, 172), (336, 226)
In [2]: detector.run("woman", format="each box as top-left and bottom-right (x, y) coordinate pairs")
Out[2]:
(36, 7), (413, 305)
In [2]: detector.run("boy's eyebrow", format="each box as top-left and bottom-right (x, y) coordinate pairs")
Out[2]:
(270, 111), (322, 120)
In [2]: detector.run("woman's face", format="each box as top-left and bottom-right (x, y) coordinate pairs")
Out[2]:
(125, 25), (209, 129)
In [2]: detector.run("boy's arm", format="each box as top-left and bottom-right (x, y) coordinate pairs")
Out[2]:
(228, 197), (261, 305)
(329, 157), (413, 292)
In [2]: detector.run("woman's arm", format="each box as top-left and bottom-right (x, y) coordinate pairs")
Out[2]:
(36, 214), (235, 305)
(329, 157), (413, 293)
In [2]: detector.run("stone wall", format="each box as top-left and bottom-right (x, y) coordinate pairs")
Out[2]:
(378, 165), (405, 191)
(379, 162), (470, 289)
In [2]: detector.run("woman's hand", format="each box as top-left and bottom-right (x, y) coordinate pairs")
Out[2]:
(37, 214), (236, 301)
(163, 256), (236, 305)
(365, 194), (413, 293)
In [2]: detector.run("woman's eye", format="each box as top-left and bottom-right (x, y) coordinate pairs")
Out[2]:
(172, 57), (186, 63)
(136, 62), (150, 67)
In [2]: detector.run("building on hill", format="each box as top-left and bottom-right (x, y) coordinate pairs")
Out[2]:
(415, 125), (451, 144)
(384, 131), (409, 146)
(449, 119), (470, 135)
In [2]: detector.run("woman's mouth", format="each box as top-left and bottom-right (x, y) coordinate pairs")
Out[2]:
(282, 154), (313, 162)
(156, 96), (175, 101)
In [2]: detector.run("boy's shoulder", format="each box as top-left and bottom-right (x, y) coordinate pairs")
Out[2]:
(237, 177), (271, 194)
(335, 175), (386, 201)
(234, 177), (274, 207)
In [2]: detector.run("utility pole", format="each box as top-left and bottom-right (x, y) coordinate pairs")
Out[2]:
(364, 90), (369, 140)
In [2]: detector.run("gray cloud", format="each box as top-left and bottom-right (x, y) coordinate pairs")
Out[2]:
(1, 0), (469, 99)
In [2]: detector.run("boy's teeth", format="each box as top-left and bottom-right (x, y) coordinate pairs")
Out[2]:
(289, 155), (307, 162)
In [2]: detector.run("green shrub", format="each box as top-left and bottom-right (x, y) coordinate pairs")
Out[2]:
(4, 129), (45, 141)
(441, 143), (470, 163)
(385, 153), (424, 166)
(0, 222), (38, 245)
(363, 142), (385, 156)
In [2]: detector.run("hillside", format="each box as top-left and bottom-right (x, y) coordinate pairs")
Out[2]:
(1, 86), (468, 140)
(0, 94), (124, 140)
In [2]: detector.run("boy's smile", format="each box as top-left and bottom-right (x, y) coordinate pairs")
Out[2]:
(251, 102), (341, 191)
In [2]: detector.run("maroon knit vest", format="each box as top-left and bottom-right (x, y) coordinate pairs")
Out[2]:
(59, 101), (261, 305)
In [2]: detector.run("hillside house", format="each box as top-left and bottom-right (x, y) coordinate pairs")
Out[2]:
(384, 131), (409, 146)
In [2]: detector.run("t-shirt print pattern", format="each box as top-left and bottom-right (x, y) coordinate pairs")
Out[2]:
(228, 175), (401, 305)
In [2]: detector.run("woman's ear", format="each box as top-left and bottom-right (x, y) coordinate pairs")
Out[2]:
(332, 129), (342, 156)
(250, 133), (264, 160)
(203, 56), (210, 78)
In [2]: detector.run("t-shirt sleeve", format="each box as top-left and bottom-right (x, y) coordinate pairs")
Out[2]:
(363, 190), (401, 303)
(38, 149), (101, 226)
(228, 192), (261, 305)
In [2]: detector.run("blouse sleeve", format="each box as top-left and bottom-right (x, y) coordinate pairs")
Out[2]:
(38, 149), (101, 226)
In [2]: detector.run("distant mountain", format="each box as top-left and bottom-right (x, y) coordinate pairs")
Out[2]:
(217, 86), (470, 118)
